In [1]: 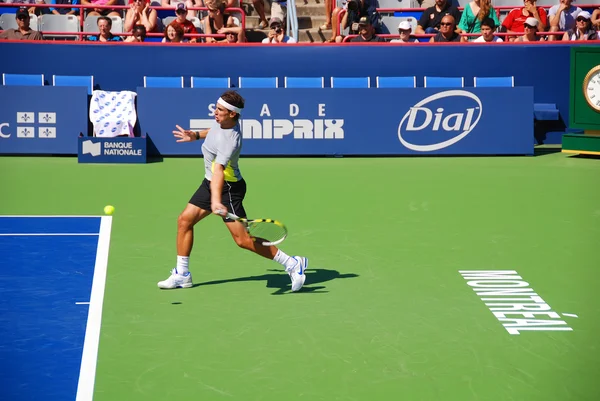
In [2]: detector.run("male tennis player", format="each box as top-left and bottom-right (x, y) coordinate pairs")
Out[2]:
(158, 91), (307, 292)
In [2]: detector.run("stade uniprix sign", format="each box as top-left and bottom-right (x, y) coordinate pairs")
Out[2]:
(136, 87), (532, 156)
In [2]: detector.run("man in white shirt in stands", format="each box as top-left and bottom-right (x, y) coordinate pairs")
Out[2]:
(547, 0), (582, 40)
(474, 17), (503, 42)
(261, 17), (296, 43)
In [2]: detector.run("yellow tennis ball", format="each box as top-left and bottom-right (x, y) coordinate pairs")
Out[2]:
(104, 205), (115, 215)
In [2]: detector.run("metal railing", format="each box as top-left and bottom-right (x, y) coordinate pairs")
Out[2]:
(287, 0), (299, 41)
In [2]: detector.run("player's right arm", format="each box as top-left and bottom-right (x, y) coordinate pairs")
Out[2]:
(173, 125), (209, 142)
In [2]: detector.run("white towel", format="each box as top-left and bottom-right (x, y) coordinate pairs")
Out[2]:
(90, 90), (137, 138)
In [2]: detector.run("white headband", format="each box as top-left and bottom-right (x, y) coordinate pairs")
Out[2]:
(217, 97), (243, 114)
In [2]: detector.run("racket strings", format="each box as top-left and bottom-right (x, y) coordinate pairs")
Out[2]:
(247, 221), (287, 244)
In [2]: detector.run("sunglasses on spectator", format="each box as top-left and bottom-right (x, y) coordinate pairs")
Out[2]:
(576, 17), (589, 22)
(524, 24), (536, 28)
(17, 15), (29, 20)
(439, 22), (452, 26)
(399, 29), (410, 33)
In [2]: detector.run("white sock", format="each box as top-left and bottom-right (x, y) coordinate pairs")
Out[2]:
(274, 249), (297, 270)
(176, 255), (189, 275)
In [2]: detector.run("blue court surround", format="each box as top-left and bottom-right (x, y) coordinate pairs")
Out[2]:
(0, 216), (104, 401)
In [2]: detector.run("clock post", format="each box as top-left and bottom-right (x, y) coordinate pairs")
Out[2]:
(564, 46), (600, 156)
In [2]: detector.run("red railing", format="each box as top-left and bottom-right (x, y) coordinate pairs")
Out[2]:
(0, 2), (246, 42)
(340, 31), (594, 42)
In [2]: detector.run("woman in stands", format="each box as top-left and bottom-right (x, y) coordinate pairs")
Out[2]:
(515, 16), (543, 41)
(217, 21), (246, 43)
(457, 0), (499, 40)
(83, 0), (121, 18)
(501, 0), (547, 42)
(592, 7), (600, 30)
(562, 11), (597, 41)
(162, 20), (186, 42)
(202, 0), (238, 43)
(124, 0), (158, 33)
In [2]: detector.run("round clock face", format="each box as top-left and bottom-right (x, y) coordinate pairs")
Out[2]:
(583, 65), (600, 112)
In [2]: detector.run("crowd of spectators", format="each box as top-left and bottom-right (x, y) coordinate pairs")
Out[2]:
(0, 0), (598, 42)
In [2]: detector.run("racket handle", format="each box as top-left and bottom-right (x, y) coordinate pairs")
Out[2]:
(216, 209), (239, 220)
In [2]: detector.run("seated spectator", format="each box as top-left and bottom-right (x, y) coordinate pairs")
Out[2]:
(2, 0), (43, 16)
(48, 0), (80, 16)
(174, 3), (199, 43)
(592, 7), (600, 30)
(516, 16), (542, 41)
(124, 0), (158, 33)
(125, 23), (147, 41)
(87, 15), (122, 41)
(350, 15), (383, 42)
(416, 0), (461, 35)
(390, 20), (419, 43)
(501, 0), (547, 42)
(217, 20), (246, 42)
(261, 16), (296, 43)
(162, 20), (186, 42)
(548, 0), (582, 41)
(161, 0), (202, 19)
(562, 11), (597, 40)
(458, 0), (499, 38)
(473, 17), (503, 42)
(0, 8), (43, 40)
(203, 0), (239, 43)
(429, 14), (465, 42)
(82, 0), (121, 18)
(331, 0), (380, 43)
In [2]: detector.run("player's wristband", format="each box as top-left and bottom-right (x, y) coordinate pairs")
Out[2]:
(195, 131), (200, 140)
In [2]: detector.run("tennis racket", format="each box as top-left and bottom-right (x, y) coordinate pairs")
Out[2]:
(219, 211), (288, 246)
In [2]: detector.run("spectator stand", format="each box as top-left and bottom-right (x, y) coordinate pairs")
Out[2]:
(0, 2), (246, 42)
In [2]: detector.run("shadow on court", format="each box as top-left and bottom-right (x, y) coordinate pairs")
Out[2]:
(193, 268), (359, 295)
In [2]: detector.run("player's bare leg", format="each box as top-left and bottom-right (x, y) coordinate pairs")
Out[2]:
(225, 220), (307, 291)
(158, 204), (211, 289)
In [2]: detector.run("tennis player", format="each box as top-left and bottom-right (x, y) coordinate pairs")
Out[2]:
(158, 91), (307, 292)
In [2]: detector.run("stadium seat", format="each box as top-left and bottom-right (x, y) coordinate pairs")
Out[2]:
(284, 77), (325, 88)
(2, 73), (44, 86)
(143, 76), (184, 88)
(474, 76), (515, 87)
(0, 13), (38, 31)
(238, 77), (278, 88)
(53, 75), (94, 95)
(191, 77), (231, 88)
(331, 77), (371, 88)
(376, 76), (416, 88)
(424, 76), (464, 88)
(40, 14), (80, 40)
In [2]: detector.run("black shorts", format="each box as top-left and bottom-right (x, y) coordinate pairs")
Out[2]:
(189, 178), (247, 220)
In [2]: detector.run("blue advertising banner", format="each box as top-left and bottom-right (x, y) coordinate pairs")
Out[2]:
(0, 87), (88, 154)
(77, 137), (147, 164)
(136, 88), (534, 156)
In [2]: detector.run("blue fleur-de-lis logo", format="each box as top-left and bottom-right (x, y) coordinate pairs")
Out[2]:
(23, 128), (31, 136)
(41, 113), (52, 123)
(41, 128), (52, 137)
(21, 114), (31, 122)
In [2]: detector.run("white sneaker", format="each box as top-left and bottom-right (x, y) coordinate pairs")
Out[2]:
(286, 256), (307, 292)
(157, 268), (193, 289)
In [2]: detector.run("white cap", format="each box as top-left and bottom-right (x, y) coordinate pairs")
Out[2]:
(577, 11), (591, 20)
(398, 21), (411, 31)
(524, 17), (538, 27)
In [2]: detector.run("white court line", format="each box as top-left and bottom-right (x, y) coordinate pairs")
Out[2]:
(76, 216), (112, 401)
(0, 233), (99, 236)
(563, 313), (579, 318)
(76, 302), (91, 305)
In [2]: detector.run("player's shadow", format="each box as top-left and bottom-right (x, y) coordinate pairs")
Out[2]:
(193, 268), (358, 295)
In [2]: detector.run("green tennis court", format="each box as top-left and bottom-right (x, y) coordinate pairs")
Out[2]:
(2, 152), (599, 401)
